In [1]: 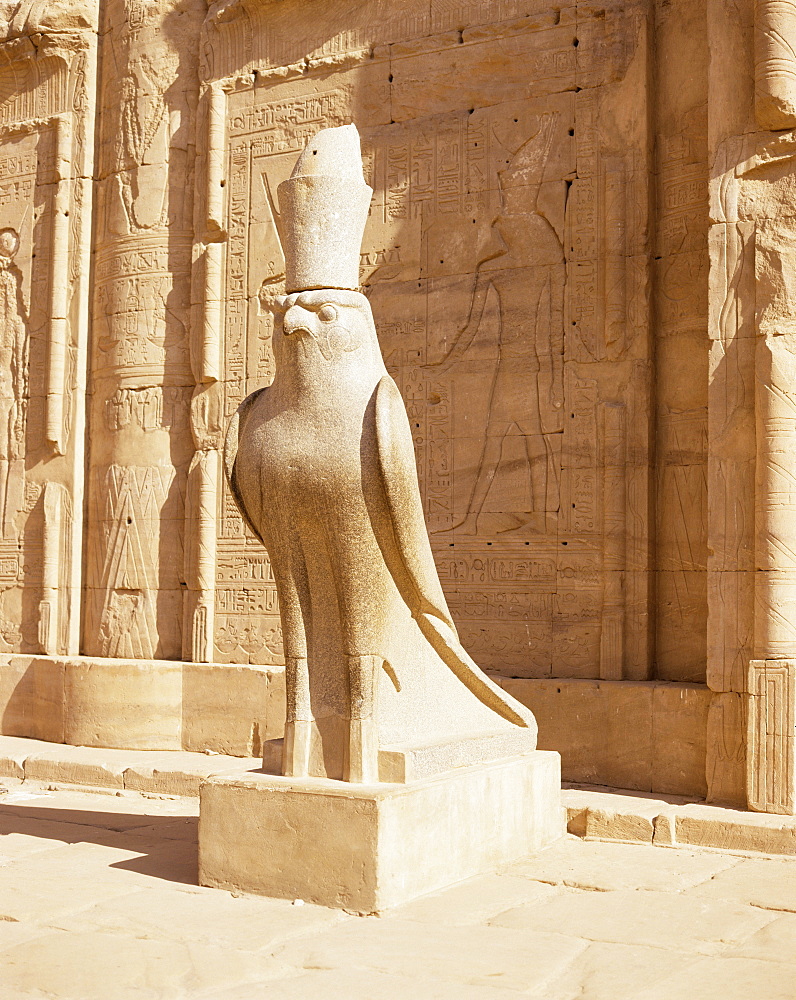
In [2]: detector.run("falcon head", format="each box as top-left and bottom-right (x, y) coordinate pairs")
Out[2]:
(274, 289), (376, 363)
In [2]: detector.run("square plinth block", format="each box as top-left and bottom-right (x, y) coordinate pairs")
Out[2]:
(199, 750), (563, 913)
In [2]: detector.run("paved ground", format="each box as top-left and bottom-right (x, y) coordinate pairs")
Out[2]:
(1, 783), (795, 999)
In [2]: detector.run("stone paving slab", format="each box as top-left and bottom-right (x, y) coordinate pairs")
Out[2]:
(685, 856), (796, 912)
(504, 835), (738, 891)
(1, 782), (796, 999)
(629, 956), (796, 1000)
(272, 918), (589, 994)
(489, 885), (775, 955)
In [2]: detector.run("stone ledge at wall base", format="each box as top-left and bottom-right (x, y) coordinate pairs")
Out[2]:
(0, 735), (261, 797)
(500, 677), (711, 799)
(0, 657), (712, 796)
(0, 655), (286, 756)
(564, 786), (796, 856)
(199, 750), (563, 914)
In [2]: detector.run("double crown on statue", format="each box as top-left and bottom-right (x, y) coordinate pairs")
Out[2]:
(277, 124), (373, 294)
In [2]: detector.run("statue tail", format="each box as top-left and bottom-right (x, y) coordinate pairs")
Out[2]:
(415, 611), (538, 738)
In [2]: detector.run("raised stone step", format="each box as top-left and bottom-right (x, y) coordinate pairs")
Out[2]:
(564, 786), (796, 857)
(0, 736), (259, 797)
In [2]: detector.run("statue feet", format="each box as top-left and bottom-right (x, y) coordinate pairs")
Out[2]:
(282, 719), (313, 777)
(283, 655), (312, 777)
(345, 654), (380, 783)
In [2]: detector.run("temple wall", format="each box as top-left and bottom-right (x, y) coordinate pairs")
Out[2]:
(0, 0), (793, 811)
(202, 0), (656, 680)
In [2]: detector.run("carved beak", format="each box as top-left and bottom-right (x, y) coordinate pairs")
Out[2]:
(283, 305), (312, 338)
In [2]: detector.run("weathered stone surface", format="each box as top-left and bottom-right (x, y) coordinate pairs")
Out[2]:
(4, 784), (796, 1000)
(490, 886), (773, 954)
(200, 751), (563, 913)
(505, 836), (736, 893)
(0, 0), (794, 817)
(501, 678), (709, 796)
(1, 656), (286, 757)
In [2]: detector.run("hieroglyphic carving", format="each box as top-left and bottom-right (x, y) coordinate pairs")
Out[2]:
(0, 226), (27, 539)
(45, 114), (72, 455)
(38, 480), (71, 655)
(428, 115), (565, 537)
(203, 3), (650, 677)
(754, 336), (796, 660)
(600, 401), (626, 680)
(89, 464), (183, 660)
(84, 0), (205, 661)
(0, 16), (98, 654)
(747, 659), (795, 814)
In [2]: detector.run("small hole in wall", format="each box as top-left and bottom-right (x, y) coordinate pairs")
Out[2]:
(449, 543), (455, 547)
(514, 118), (518, 123)
(561, 541), (568, 545)
(573, 37), (579, 47)
(127, 518), (132, 525)
(568, 128), (574, 136)
(220, 180), (226, 187)
(525, 541), (530, 546)
(313, 149), (317, 155)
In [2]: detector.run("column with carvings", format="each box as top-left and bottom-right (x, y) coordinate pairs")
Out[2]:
(0, 6), (98, 657)
(84, 0), (205, 660)
(707, 0), (796, 813)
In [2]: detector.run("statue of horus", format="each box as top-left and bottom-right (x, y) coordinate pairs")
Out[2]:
(224, 125), (537, 783)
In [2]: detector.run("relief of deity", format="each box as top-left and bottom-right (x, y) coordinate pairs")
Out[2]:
(429, 115), (565, 534)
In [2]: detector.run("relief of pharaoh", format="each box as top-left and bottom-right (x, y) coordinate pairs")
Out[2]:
(224, 125), (537, 783)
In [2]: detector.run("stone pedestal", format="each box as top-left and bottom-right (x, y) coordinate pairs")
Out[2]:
(198, 750), (562, 913)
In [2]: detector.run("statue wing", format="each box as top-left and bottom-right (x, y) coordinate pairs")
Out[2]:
(223, 387), (268, 542)
(373, 375), (536, 732)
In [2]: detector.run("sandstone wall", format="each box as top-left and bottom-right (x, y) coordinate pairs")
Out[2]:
(0, 0), (794, 810)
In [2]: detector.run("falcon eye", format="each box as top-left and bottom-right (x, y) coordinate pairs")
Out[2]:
(318, 304), (337, 323)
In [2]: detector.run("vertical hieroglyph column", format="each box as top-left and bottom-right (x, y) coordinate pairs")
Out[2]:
(755, 1), (796, 129)
(84, 0), (205, 660)
(599, 402), (626, 680)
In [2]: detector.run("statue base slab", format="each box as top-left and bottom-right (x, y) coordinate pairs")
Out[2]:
(198, 750), (562, 913)
(261, 728), (537, 782)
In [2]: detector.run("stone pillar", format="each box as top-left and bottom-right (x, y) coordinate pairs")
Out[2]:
(84, 0), (204, 659)
(708, 0), (796, 813)
(0, 6), (98, 657)
(755, 0), (796, 129)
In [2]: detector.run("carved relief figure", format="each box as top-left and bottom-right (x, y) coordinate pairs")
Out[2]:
(0, 228), (27, 538)
(225, 126), (536, 783)
(93, 464), (179, 660)
(430, 115), (565, 534)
